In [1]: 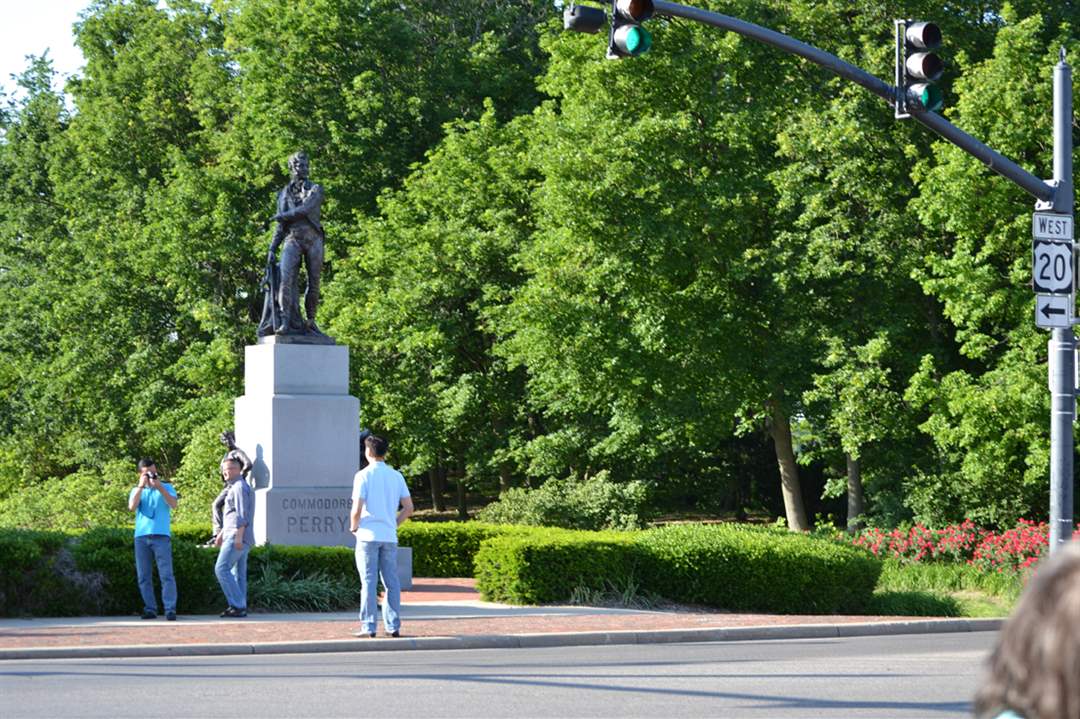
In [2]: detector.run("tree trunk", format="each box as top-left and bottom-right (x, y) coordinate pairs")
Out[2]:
(846, 453), (865, 533)
(456, 476), (468, 520)
(768, 402), (809, 532)
(430, 460), (446, 512)
(499, 463), (512, 494)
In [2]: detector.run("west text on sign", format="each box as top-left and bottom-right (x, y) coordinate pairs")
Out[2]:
(1033, 212), (1074, 241)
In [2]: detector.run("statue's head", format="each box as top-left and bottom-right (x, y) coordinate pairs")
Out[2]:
(288, 151), (309, 181)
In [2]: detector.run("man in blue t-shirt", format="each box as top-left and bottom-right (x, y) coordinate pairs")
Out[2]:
(127, 458), (179, 620)
(349, 435), (413, 638)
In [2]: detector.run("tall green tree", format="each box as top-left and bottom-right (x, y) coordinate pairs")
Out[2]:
(498, 1), (841, 528)
(325, 106), (536, 512)
(0, 57), (72, 495)
(0, 0), (558, 528)
(906, 11), (1077, 526)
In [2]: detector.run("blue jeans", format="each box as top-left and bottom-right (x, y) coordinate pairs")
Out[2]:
(134, 534), (177, 614)
(215, 535), (250, 610)
(356, 541), (401, 634)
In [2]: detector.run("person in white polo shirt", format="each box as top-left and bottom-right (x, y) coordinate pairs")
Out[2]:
(349, 434), (413, 638)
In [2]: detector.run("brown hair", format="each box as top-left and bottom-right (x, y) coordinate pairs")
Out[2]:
(975, 543), (1080, 719)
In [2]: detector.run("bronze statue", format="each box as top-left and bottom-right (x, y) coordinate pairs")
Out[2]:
(209, 431), (253, 546)
(258, 151), (333, 343)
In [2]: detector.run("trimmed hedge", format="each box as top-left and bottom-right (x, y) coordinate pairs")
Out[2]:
(162, 522), (512, 579)
(70, 527), (222, 615)
(251, 544), (356, 581)
(0, 529), (94, 617)
(635, 524), (881, 613)
(171, 523), (217, 545)
(474, 523), (882, 613)
(475, 528), (638, 604)
(398, 522), (516, 577)
(1, 521), (882, 616)
(0, 528), (366, 617)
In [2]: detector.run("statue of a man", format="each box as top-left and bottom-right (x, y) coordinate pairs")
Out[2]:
(208, 430), (253, 546)
(258, 151), (330, 339)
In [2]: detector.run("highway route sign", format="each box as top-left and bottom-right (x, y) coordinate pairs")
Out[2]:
(1032, 240), (1073, 295)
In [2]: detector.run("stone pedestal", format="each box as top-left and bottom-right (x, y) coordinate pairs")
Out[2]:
(235, 343), (360, 548)
(234, 342), (412, 588)
(236, 338), (416, 587)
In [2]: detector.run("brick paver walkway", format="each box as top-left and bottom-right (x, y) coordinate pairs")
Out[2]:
(0, 578), (963, 651)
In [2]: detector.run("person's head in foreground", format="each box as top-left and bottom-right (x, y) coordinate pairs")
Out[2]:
(976, 542), (1080, 719)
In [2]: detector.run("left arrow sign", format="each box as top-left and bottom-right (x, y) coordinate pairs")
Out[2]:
(1036, 294), (1072, 328)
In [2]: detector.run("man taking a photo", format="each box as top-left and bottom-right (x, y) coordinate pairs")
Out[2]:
(128, 458), (179, 620)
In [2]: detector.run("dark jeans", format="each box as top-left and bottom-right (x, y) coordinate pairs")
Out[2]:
(134, 534), (177, 614)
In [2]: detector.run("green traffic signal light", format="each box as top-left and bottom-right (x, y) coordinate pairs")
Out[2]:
(895, 19), (944, 116)
(908, 83), (943, 112)
(613, 23), (653, 55)
(608, 0), (654, 59)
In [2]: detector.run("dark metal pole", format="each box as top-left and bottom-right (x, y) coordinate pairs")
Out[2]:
(1048, 50), (1074, 552)
(652, 0), (1057, 206)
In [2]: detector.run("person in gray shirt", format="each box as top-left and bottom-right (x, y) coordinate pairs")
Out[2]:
(214, 456), (255, 618)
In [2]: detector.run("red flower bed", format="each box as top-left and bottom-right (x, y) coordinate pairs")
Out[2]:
(851, 519), (1072, 574)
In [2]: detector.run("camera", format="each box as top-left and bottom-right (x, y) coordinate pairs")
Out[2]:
(146, 471), (159, 481)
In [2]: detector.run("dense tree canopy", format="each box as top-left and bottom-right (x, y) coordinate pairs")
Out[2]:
(0, 0), (1076, 530)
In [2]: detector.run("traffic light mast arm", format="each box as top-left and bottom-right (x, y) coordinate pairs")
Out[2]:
(652, 0), (1059, 208)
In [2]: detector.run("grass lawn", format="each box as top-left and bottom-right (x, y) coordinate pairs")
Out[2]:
(869, 559), (1022, 618)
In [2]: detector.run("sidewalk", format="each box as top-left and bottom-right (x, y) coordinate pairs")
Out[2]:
(0, 578), (1003, 660)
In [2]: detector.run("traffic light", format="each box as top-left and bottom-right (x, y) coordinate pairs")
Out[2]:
(563, 3), (606, 34)
(608, 0), (654, 59)
(895, 20), (944, 117)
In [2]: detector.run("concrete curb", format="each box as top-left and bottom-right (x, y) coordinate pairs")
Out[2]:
(0, 618), (1004, 661)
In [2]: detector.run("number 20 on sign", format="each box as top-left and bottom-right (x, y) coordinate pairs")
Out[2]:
(1032, 240), (1073, 295)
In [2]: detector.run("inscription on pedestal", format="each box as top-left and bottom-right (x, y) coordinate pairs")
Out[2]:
(279, 495), (353, 536)
(256, 488), (355, 547)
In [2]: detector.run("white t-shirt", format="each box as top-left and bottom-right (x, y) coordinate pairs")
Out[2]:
(351, 461), (410, 543)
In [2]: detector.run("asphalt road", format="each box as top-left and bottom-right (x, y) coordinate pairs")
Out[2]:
(1, 631), (996, 718)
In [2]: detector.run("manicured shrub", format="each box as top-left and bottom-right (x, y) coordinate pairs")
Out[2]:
(636, 524), (881, 613)
(250, 544), (357, 581)
(70, 527), (141, 614)
(172, 523), (215, 545)
(0, 529), (96, 617)
(475, 523), (881, 612)
(398, 522), (515, 576)
(66, 527), (221, 615)
(475, 528), (638, 604)
(476, 473), (651, 530)
(172, 540), (223, 613)
(1, 528), (372, 616)
(2, 521), (882, 617)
